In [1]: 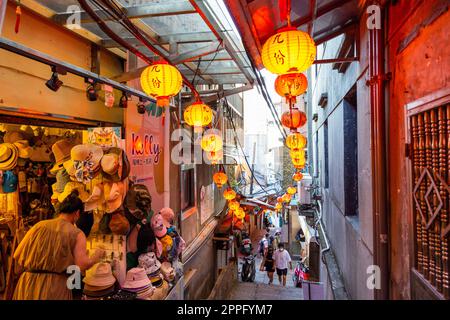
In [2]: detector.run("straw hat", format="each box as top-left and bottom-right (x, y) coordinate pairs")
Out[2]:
(50, 139), (75, 174)
(71, 144), (103, 170)
(0, 143), (19, 171)
(149, 280), (169, 300)
(138, 252), (161, 275)
(160, 262), (175, 282)
(101, 148), (130, 182)
(83, 262), (116, 288)
(58, 181), (90, 203)
(109, 209), (130, 235)
(13, 140), (32, 159)
(84, 183), (104, 212)
(104, 181), (125, 213)
(151, 213), (167, 238)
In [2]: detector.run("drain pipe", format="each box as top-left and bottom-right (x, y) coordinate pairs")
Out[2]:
(315, 200), (330, 254)
(368, 1), (389, 300)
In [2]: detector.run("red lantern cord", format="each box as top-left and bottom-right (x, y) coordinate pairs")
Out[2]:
(15, 2), (22, 34)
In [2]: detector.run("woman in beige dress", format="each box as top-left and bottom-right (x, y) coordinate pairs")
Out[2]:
(12, 190), (105, 300)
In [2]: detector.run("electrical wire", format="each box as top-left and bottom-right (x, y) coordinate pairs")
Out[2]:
(223, 97), (275, 197)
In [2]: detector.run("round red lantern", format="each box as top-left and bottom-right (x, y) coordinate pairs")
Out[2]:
(281, 108), (307, 131)
(275, 73), (308, 104)
(223, 187), (236, 201)
(213, 171), (227, 189)
(293, 171), (303, 182)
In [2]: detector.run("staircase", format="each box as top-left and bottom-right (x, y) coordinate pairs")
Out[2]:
(227, 281), (304, 300)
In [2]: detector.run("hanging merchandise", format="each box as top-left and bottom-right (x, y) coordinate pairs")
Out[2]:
(14, 1), (22, 34)
(50, 139), (76, 174)
(184, 100), (213, 129)
(223, 187), (236, 201)
(68, 144), (103, 183)
(0, 143), (19, 171)
(275, 73), (308, 104)
(261, 27), (316, 75)
(213, 171), (227, 189)
(285, 132), (307, 150)
(293, 171), (303, 182)
(281, 108), (307, 131)
(140, 61), (183, 108)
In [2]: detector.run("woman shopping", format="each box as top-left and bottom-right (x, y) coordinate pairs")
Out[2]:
(12, 190), (105, 300)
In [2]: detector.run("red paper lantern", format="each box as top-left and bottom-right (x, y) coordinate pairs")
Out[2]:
(275, 73), (308, 104)
(281, 108), (307, 131)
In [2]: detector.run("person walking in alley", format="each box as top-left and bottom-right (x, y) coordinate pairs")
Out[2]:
(273, 243), (292, 286)
(258, 233), (269, 257)
(260, 247), (275, 284)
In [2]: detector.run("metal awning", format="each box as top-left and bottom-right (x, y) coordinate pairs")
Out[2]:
(18, 0), (256, 97)
(223, 0), (362, 69)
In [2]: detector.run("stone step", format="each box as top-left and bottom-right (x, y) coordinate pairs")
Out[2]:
(228, 281), (304, 300)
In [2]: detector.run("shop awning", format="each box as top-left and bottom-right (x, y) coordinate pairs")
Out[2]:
(20, 0), (256, 94)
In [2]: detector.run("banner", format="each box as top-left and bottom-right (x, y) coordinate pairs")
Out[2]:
(126, 98), (165, 213)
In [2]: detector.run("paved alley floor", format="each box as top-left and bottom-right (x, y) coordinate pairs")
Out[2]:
(227, 281), (303, 300)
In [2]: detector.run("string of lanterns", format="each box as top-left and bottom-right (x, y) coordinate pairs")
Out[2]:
(261, 1), (316, 213)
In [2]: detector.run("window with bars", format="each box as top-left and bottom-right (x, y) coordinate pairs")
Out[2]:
(410, 103), (450, 299)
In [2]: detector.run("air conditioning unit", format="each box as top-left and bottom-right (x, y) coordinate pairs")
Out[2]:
(299, 173), (313, 204)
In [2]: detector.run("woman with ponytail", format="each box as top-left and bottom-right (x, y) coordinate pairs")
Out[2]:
(12, 190), (105, 300)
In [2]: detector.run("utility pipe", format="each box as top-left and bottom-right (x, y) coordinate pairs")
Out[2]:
(368, 1), (389, 300)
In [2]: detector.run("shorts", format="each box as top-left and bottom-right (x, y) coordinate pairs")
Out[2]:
(276, 268), (288, 276)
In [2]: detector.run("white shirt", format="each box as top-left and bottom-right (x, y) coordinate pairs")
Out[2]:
(273, 249), (291, 270)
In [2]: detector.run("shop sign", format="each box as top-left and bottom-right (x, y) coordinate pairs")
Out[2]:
(130, 132), (162, 165)
(0, 0), (6, 36)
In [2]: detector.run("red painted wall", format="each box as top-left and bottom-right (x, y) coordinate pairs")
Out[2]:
(387, 0), (450, 299)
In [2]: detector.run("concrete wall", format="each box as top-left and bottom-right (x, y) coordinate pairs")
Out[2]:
(0, 3), (124, 124)
(387, 0), (450, 299)
(310, 17), (374, 299)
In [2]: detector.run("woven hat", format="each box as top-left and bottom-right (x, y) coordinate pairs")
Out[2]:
(149, 280), (169, 300)
(83, 262), (116, 287)
(70, 144), (103, 182)
(0, 143), (19, 171)
(55, 169), (71, 193)
(101, 148), (130, 182)
(50, 139), (75, 174)
(83, 283), (116, 298)
(151, 213), (167, 238)
(122, 268), (152, 290)
(13, 140), (32, 159)
(109, 209), (130, 235)
(138, 252), (161, 275)
(84, 183), (104, 212)
(104, 181), (125, 213)
(125, 184), (152, 215)
(159, 207), (175, 229)
(58, 181), (90, 203)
